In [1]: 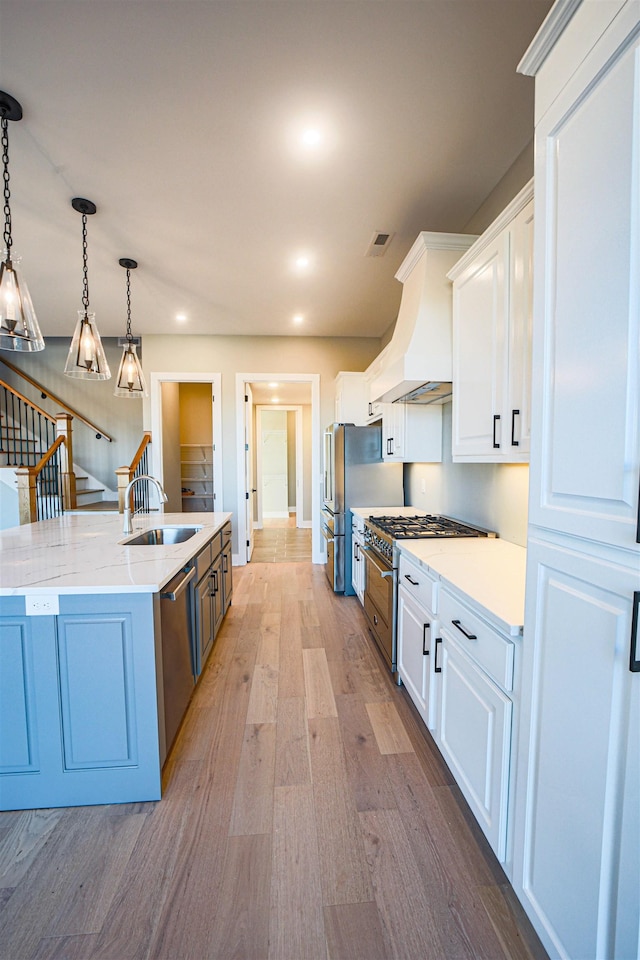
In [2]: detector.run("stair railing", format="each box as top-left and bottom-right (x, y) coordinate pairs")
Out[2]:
(116, 432), (152, 515)
(0, 356), (113, 442)
(2, 377), (79, 522)
(1, 378), (56, 467)
(16, 434), (69, 523)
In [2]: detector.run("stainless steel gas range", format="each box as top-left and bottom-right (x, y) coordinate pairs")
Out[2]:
(361, 514), (496, 673)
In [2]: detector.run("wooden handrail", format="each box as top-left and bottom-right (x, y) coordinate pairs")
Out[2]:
(16, 435), (70, 524)
(130, 431), (152, 475)
(116, 432), (152, 513)
(0, 356), (114, 442)
(31, 434), (66, 475)
(0, 378), (55, 422)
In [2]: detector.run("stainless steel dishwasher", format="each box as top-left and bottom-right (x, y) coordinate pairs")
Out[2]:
(160, 564), (197, 756)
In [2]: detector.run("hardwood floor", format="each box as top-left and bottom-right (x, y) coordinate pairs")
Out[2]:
(0, 563), (548, 960)
(251, 518), (311, 563)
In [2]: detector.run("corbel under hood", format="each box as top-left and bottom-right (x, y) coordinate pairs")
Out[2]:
(371, 232), (476, 404)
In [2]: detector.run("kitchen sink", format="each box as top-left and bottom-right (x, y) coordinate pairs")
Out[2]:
(124, 526), (202, 546)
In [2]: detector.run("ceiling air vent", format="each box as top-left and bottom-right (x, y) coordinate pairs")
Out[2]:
(365, 231), (395, 258)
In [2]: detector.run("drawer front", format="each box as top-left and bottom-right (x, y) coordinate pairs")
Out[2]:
(439, 589), (514, 691)
(398, 555), (438, 614)
(193, 542), (211, 580)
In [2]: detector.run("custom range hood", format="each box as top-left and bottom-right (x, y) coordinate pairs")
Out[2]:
(370, 232), (475, 404)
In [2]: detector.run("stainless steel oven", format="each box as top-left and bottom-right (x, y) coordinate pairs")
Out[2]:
(362, 543), (395, 670)
(362, 515), (496, 674)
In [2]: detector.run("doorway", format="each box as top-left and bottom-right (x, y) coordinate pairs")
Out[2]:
(235, 373), (321, 565)
(255, 405), (303, 528)
(149, 372), (223, 513)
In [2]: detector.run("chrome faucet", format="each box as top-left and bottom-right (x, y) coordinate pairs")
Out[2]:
(123, 474), (168, 535)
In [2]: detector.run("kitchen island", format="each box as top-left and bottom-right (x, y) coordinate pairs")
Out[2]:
(0, 511), (232, 812)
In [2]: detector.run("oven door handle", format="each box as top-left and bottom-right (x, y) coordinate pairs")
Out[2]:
(361, 545), (394, 579)
(321, 527), (334, 544)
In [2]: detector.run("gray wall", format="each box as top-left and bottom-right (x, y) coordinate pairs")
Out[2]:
(1, 338), (144, 491)
(404, 403), (529, 546)
(142, 335), (382, 554)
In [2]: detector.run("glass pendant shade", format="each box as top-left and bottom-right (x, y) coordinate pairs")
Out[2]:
(64, 310), (111, 380)
(0, 251), (44, 352)
(114, 341), (147, 398)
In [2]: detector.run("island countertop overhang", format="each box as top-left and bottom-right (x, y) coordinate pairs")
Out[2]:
(0, 511), (232, 596)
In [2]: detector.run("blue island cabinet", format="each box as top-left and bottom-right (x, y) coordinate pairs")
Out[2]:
(0, 592), (162, 811)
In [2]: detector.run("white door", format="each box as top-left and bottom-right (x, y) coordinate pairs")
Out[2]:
(261, 411), (288, 518)
(244, 384), (254, 561)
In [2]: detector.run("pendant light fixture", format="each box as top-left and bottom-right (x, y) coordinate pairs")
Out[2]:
(114, 258), (146, 398)
(0, 90), (44, 352)
(64, 197), (110, 380)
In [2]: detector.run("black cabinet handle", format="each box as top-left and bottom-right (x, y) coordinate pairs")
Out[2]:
(404, 574), (419, 586)
(368, 402), (373, 417)
(373, 614), (378, 626)
(386, 438), (393, 456)
(211, 570), (219, 594)
(422, 622), (430, 655)
(631, 592), (640, 673)
(492, 414), (500, 449)
(452, 618), (477, 640)
(511, 409), (520, 446)
(434, 637), (442, 673)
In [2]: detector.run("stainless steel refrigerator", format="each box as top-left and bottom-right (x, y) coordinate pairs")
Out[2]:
(321, 422), (404, 593)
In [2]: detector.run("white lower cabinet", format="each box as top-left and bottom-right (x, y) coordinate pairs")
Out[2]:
(397, 586), (436, 730)
(438, 632), (512, 862)
(396, 554), (517, 865)
(436, 587), (515, 864)
(513, 537), (639, 960)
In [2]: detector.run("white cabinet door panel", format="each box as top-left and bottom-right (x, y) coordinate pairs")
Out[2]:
(516, 538), (639, 960)
(438, 632), (512, 862)
(529, 35), (640, 550)
(397, 586), (432, 726)
(452, 235), (508, 458)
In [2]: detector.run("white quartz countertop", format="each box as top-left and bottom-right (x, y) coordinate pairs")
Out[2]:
(0, 512), (232, 596)
(399, 538), (527, 636)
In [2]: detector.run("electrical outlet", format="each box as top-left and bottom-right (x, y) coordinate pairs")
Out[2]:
(25, 595), (59, 616)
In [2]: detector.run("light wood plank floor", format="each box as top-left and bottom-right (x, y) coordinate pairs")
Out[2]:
(0, 563), (548, 960)
(251, 518), (311, 563)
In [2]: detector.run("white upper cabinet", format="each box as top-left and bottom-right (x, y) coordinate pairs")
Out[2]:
(334, 371), (369, 426)
(381, 402), (442, 463)
(525, 6), (640, 551)
(449, 183), (534, 462)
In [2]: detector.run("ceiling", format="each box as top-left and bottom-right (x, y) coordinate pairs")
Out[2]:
(0, 0), (552, 342)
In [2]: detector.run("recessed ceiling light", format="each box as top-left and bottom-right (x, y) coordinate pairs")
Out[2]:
(293, 314), (304, 325)
(269, 382), (278, 388)
(300, 128), (322, 148)
(271, 397), (279, 403)
(294, 255), (310, 270)
(176, 313), (187, 323)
